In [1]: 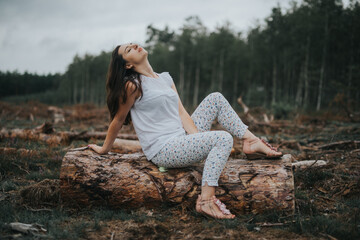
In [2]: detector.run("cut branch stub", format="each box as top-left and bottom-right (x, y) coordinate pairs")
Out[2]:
(60, 150), (294, 214)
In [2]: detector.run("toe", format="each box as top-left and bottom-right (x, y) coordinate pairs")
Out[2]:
(226, 214), (235, 219)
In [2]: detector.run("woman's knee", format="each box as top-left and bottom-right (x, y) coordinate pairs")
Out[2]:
(217, 131), (233, 148)
(208, 92), (224, 100)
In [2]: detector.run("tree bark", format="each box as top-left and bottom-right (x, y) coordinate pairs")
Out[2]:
(60, 150), (295, 215)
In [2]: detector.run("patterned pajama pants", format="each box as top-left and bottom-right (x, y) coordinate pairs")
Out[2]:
(151, 92), (248, 187)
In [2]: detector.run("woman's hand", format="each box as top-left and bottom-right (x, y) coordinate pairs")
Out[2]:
(88, 144), (108, 155)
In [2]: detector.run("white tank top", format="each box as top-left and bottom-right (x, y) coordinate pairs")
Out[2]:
(130, 72), (186, 160)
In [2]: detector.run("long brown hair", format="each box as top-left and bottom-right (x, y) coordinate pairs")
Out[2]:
(106, 45), (143, 125)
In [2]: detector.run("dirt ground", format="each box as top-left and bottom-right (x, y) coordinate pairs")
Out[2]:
(0, 101), (359, 239)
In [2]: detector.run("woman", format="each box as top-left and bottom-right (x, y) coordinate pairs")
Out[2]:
(88, 43), (283, 219)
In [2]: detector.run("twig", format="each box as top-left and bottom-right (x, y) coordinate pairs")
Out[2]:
(349, 149), (360, 154)
(110, 231), (115, 240)
(303, 159), (319, 171)
(237, 96), (259, 124)
(246, 217), (254, 223)
(319, 233), (338, 240)
(24, 206), (53, 212)
(318, 140), (359, 150)
(11, 162), (30, 174)
(255, 222), (285, 227)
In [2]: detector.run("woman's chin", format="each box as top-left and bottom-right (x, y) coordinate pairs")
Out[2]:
(141, 53), (148, 61)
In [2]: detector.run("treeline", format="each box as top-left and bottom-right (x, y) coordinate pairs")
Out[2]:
(0, 71), (61, 98)
(144, 0), (360, 111)
(58, 52), (111, 106)
(1, 0), (359, 112)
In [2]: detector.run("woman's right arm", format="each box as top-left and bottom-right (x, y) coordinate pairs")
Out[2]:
(88, 82), (140, 154)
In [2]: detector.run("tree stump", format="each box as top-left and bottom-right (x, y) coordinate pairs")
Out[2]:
(60, 150), (295, 214)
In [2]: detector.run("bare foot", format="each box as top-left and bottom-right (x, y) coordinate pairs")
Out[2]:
(243, 137), (282, 158)
(196, 195), (235, 219)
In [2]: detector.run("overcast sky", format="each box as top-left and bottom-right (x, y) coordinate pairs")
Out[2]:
(0, 0), (350, 74)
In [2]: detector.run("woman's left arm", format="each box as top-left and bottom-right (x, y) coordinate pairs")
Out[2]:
(171, 84), (199, 134)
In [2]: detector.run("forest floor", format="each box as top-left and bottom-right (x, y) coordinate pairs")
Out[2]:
(0, 101), (359, 240)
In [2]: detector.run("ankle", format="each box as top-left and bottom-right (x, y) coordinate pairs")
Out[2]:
(242, 130), (258, 142)
(200, 193), (214, 200)
(243, 137), (259, 146)
(201, 183), (215, 200)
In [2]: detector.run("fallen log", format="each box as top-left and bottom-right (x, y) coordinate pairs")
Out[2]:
(0, 147), (39, 157)
(63, 131), (138, 141)
(6, 222), (47, 235)
(237, 96), (259, 124)
(60, 150), (295, 215)
(0, 126), (138, 145)
(48, 106), (65, 124)
(113, 139), (142, 153)
(0, 127), (67, 146)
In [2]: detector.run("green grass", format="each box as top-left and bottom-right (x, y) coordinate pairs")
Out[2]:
(90, 207), (151, 223)
(294, 168), (334, 188)
(290, 215), (359, 240)
(0, 202), (106, 239)
(25, 170), (60, 181)
(0, 180), (18, 192)
(0, 138), (65, 181)
(0, 118), (47, 130)
(0, 201), (15, 226)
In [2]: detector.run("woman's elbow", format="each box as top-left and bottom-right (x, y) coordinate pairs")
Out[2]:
(113, 114), (126, 126)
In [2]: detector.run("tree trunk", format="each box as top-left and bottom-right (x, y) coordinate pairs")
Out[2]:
(185, 63), (192, 107)
(232, 67), (239, 107)
(73, 80), (77, 104)
(60, 150), (295, 215)
(347, 24), (354, 106)
(210, 58), (217, 92)
(179, 54), (185, 101)
(317, 12), (329, 111)
(218, 50), (224, 92)
(272, 56), (277, 106)
(80, 68), (85, 104)
(192, 60), (200, 108)
(295, 63), (304, 107)
(303, 35), (310, 109)
(247, 38), (254, 106)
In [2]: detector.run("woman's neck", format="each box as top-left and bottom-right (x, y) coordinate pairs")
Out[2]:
(134, 60), (158, 78)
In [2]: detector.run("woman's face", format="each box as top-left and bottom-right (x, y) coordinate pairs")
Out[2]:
(118, 43), (147, 69)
